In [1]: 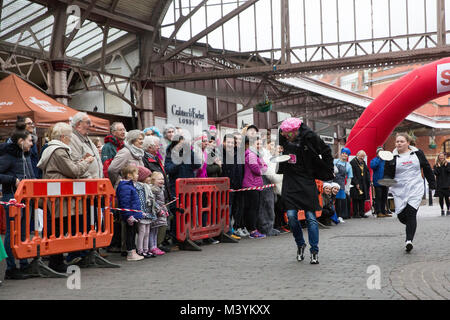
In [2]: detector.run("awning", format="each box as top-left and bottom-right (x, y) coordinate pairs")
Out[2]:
(0, 74), (109, 134)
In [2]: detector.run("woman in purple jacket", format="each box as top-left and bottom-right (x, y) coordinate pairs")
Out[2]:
(242, 136), (268, 239)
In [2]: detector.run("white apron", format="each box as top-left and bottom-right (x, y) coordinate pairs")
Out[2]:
(389, 152), (424, 214)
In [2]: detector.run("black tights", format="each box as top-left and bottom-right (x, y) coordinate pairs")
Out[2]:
(397, 204), (417, 242)
(438, 196), (450, 211)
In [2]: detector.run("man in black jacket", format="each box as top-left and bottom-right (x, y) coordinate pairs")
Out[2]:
(278, 118), (334, 264)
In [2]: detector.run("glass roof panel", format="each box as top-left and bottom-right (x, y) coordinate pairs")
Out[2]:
(0, 0), (47, 36)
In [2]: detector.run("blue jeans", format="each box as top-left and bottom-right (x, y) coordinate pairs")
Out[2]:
(286, 209), (319, 254)
(3, 193), (29, 271)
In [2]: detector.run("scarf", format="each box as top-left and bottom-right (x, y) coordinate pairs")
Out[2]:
(125, 142), (144, 160)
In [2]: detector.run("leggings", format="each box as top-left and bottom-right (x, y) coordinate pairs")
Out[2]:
(136, 223), (150, 254)
(397, 204), (418, 242)
(243, 190), (261, 232)
(438, 195), (450, 211)
(148, 227), (159, 250)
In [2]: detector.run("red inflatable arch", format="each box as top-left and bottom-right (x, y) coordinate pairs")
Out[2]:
(346, 57), (450, 162)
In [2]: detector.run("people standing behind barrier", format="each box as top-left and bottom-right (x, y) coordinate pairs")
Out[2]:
(242, 135), (267, 239)
(164, 135), (202, 199)
(108, 130), (145, 189)
(333, 148), (353, 220)
(37, 122), (94, 272)
(349, 150), (371, 219)
(0, 130), (35, 280)
(258, 137), (280, 237)
(383, 132), (436, 253)
(433, 152), (450, 216)
(68, 112), (103, 265)
(142, 135), (173, 252)
(160, 124), (176, 160)
(70, 112), (103, 179)
(14, 116), (40, 179)
(135, 166), (156, 258)
(116, 165), (145, 261)
(149, 172), (169, 256)
(195, 134), (209, 178)
(370, 147), (391, 218)
(221, 133), (245, 238)
(101, 122), (126, 254)
(108, 130), (145, 256)
(101, 122), (126, 179)
(278, 118), (334, 264)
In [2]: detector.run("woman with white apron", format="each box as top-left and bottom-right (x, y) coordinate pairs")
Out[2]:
(383, 132), (435, 252)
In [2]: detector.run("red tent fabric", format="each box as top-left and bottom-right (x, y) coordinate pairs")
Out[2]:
(0, 74), (109, 134)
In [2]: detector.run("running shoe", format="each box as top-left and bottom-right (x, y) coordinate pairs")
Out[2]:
(234, 228), (246, 237)
(242, 227), (251, 237)
(297, 244), (306, 262)
(405, 240), (413, 252)
(310, 252), (319, 264)
(249, 230), (266, 239)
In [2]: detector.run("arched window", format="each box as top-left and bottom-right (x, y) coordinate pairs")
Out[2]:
(441, 139), (450, 156)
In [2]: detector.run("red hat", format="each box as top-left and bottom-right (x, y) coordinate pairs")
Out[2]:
(137, 166), (151, 182)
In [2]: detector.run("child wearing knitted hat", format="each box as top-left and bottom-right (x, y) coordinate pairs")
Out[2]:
(135, 166), (157, 258)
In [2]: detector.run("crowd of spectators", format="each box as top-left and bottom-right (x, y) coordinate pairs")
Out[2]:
(0, 112), (387, 282)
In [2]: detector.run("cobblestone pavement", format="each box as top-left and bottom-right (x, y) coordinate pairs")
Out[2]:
(0, 204), (449, 300)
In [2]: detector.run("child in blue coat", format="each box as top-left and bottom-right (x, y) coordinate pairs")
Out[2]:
(116, 165), (145, 261)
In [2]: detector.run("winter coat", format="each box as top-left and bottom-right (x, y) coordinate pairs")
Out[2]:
(69, 130), (103, 179)
(278, 123), (333, 212)
(433, 162), (450, 196)
(278, 123), (334, 182)
(37, 140), (91, 218)
(151, 184), (168, 227)
(221, 147), (244, 190)
(321, 193), (334, 218)
(370, 156), (385, 187)
(108, 144), (145, 188)
(242, 148), (267, 188)
(0, 142), (35, 195)
(206, 149), (222, 178)
(143, 151), (172, 201)
(164, 144), (202, 197)
(135, 182), (157, 224)
(101, 135), (124, 178)
(383, 147), (435, 190)
(116, 180), (143, 221)
(350, 157), (371, 200)
(37, 140), (91, 180)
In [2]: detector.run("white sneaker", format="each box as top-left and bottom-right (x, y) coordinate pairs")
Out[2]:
(235, 228), (246, 237)
(338, 217), (345, 224)
(127, 249), (144, 261)
(242, 227), (251, 237)
(405, 241), (413, 252)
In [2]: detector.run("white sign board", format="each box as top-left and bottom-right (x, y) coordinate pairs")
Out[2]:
(166, 87), (208, 139)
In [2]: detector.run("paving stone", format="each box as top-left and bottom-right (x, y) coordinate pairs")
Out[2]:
(0, 204), (449, 300)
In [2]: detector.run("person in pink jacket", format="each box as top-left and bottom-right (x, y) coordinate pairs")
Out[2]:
(242, 136), (268, 239)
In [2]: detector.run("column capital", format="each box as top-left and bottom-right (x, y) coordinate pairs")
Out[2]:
(51, 60), (70, 72)
(141, 80), (155, 90)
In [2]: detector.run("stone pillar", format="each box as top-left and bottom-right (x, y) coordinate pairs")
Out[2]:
(140, 80), (154, 129)
(50, 60), (70, 106)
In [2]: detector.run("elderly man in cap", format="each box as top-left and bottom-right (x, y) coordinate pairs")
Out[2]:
(278, 117), (334, 265)
(68, 112), (104, 266)
(370, 146), (391, 218)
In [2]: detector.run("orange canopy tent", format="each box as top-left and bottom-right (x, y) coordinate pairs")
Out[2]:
(0, 74), (109, 134)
